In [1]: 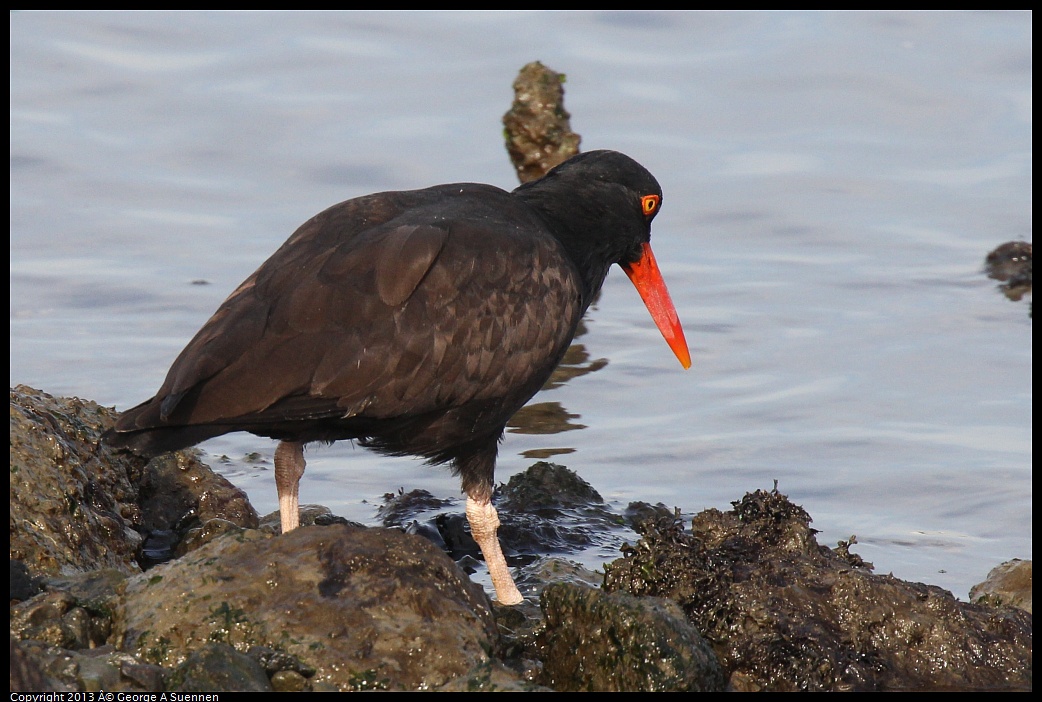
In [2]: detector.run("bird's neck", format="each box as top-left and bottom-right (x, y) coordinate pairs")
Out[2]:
(515, 189), (623, 309)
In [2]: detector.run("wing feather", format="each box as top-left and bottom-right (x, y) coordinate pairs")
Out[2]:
(120, 184), (582, 438)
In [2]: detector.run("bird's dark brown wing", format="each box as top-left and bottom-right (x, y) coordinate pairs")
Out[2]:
(113, 184), (583, 445)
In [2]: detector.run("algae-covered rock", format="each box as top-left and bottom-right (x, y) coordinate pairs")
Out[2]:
(604, 488), (1033, 691)
(538, 583), (724, 691)
(503, 61), (581, 184)
(117, 524), (500, 691)
(10, 386), (143, 576)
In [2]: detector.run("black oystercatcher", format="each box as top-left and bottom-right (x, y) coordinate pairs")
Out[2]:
(103, 150), (690, 604)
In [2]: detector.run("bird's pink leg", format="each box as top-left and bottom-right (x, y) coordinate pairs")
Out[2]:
(465, 492), (524, 605)
(274, 440), (306, 533)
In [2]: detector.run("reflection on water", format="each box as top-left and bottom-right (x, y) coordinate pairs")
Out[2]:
(519, 443), (577, 460)
(509, 401), (585, 436)
(540, 322), (610, 390)
(506, 318), (608, 452)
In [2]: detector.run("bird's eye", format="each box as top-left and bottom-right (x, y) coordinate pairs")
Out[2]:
(641, 195), (660, 216)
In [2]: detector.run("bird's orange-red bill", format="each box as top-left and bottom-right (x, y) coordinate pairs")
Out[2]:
(621, 242), (691, 369)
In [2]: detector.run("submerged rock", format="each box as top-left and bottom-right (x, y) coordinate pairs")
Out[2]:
(497, 462), (625, 562)
(377, 462), (631, 575)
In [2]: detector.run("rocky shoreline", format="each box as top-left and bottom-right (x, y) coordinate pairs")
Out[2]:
(10, 385), (1032, 691)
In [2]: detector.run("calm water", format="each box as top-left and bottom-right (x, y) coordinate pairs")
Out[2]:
(10, 11), (1031, 599)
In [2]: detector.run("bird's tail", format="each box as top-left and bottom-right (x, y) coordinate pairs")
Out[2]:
(101, 423), (228, 458)
(102, 397), (229, 458)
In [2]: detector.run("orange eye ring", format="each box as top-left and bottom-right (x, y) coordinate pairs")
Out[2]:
(641, 194), (660, 216)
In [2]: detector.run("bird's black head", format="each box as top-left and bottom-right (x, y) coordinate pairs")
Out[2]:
(513, 150), (664, 299)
